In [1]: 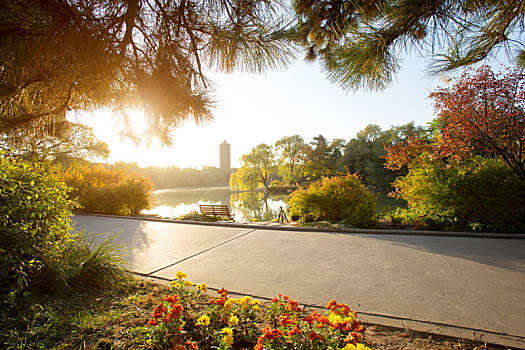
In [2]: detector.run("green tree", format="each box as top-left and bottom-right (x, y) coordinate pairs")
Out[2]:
(291, 0), (525, 91)
(230, 143), (278, 191)
(274, 135), (307, 184)
(304, 135), (344, 180)
(0, 0), (294, 141)
(340, 123), (428, 190)
(0, 122), (109, 165)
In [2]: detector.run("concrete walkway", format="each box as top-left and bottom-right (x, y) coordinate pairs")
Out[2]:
(72, 214), (525, 349)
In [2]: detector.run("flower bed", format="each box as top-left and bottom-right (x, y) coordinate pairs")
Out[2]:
(147, 271), (371, 349)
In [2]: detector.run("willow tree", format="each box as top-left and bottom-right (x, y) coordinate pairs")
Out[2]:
(291, 0), (525, 91)
(0, 0), (295, 142)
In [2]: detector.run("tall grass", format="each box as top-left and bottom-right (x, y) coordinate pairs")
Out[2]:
(35, 231), (131, 294)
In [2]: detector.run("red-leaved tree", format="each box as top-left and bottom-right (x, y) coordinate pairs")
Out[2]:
(386, 66), (525, 178)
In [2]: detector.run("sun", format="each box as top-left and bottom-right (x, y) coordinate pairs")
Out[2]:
(76, 108), (217, 168)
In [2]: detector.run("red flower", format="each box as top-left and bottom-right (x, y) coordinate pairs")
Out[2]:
(285, 299), (301, 312)
(308, 331), (323, 341)
(279, 315), (295, 326)
(163, 294), (179, 304)
(287, 326), (302, 336)
(217, 288), (229, 298)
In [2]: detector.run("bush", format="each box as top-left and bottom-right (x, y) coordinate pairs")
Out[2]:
(0, 157), (77, 302)
(35, 231), (130, 294)
(62, 163), (154, 216)
(288, 174), (376, 227)
(393, 157), (525, 232)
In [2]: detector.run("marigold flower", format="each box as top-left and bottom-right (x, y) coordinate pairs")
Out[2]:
(279, 315), (295, 326)
(147, 319), (158, 325)
(175, 271), (187, 280)
(223, 334), (234, 347)
(196, 283), (208, 293)
(196, 315), (210, 326)
(253, 305), (261, 312)
(285, 299), (301, 312)
(185, 339), (198, 350)
(223, 298), (236, 311)
(261, 326), (285, 340)
(183, 281), (194, 287)
(238, 296), (251, 309)
(229, 315), (239, 325)
(288, 326), (302, 336)
(169, 281), (180, 287)
(222, 327), (233, 336)
(308, 331), (323, 341)
(342, 344), (371, 350)
(251, 299), (260, 306)
(217, 288), (229, 298)
(163, 295), (179, 304)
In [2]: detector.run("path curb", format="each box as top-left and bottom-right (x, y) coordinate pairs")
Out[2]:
(75, 213), (525, 239)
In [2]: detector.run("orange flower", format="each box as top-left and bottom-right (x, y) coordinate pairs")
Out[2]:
(308, 331), (323, 341)
(185, 339), (198, 349)
(163, 295), (179, 304)
(285, 299), (301, 312)
(217, 288), (229, 298)
(279, 315), (295, 326)
(287, 326), (302, 336)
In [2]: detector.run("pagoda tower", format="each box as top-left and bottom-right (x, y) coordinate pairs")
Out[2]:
(219, 140), (231, 169)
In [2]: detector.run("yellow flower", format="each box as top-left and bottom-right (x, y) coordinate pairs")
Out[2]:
(196, 283), (208, 293)
(223, 334), (233, 347)
(183, 281), (194, 287)
(238, 296), (251, 310)
(341, 344), (371, 350)
(251, 299), (260, 306)
(169, 281), (180, 287)
(229, 315), (239, 325)
(175, 271), (187, 280)
(253, 305), (261, 312)
(196, 315), (210, 326)
(223, 298), (236, 311)
(222, 327), (233, 336)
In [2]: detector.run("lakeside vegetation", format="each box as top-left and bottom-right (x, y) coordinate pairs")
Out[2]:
(1, 1), (525, 348)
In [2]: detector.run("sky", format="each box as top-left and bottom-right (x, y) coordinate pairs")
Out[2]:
(85, 54), (450, 169)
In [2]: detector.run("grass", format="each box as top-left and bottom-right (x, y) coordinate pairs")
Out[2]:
(0, 277), (509, 350)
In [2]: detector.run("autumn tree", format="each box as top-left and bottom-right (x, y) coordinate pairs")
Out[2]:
(274, 135), (308, 184)
(291, 0), (525, 90)
(0, 0), (294, 142)
(229, 143), (278, 191)
(386, 66), (525, 179)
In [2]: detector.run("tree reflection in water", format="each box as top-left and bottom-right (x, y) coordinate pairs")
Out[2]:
(145, 187), (288, 222)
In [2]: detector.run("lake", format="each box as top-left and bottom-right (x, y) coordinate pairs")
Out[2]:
(144, 186), (406, 222)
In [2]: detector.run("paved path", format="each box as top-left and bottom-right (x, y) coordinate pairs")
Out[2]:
(72, 214), (525, 348)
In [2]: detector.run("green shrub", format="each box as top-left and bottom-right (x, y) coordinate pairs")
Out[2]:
(35, 231), (130, 294)
(0, 157), (77, 302)
(393, 157), (525, 232)
(288, 174), (376, 227)
(62, 163), (154, 215)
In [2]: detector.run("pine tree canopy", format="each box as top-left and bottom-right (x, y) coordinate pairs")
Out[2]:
(0, 0), (295, 143)
(291, 0), (525, 91)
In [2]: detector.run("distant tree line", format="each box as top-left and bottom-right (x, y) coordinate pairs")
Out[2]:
(230, 122), (426, 193)
(126, 164), (234, 190)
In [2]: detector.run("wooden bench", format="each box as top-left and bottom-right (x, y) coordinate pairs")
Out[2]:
(199, 204), (235, 221)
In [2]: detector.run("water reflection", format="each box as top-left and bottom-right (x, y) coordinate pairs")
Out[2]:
(144, 186), (405, 222)
(144, 186), (288, 222)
